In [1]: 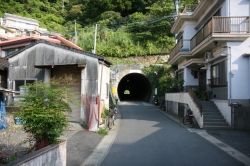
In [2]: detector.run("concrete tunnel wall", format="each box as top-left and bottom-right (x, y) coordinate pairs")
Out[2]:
(117, 73), (152, 101)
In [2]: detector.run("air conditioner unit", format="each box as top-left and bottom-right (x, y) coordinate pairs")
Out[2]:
(204, 52), (213, 61)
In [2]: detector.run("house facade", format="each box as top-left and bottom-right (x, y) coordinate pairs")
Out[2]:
(0, 25), (16, 40)
(167, 0), (250, 130)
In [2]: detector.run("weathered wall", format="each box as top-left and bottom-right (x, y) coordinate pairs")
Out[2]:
(51, 65), (81, 122)
(6, 141), (66, 166)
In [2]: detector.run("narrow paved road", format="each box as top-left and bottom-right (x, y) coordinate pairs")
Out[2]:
(101, 101), (244, 166)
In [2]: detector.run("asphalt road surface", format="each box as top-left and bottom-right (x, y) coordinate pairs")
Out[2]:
(100, 101), (244, 166)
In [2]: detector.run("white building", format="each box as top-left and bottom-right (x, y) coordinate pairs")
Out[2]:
(0, 13), (54, 38)
(2, 13), (39, 31)
(167, 0), (250, 130)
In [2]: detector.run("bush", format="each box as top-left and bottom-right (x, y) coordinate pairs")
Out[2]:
(14, 79), (79, 151)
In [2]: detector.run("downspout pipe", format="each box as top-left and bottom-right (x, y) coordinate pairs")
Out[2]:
(229, 47), (234, 129)
(229, 46), (232, 105)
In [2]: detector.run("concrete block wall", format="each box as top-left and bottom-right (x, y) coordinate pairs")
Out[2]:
(6, 141), (67, 166)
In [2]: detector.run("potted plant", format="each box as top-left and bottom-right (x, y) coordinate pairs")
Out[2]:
(197, 91), (208, 101)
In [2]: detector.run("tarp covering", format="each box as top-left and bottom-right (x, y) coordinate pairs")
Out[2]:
(0, 92), (8, 130)
(81, 94), (100, 130)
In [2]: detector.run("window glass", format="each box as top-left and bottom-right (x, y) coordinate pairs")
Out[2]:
(14, 79), (37, 95)
(211, 60), (227, 86)
(15, 80), (25, 91)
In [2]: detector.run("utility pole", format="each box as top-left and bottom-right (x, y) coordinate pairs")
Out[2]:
(92, 24), (97, 54)
(62, 0), (64, 12)
(175, 0), (179, 19)
(74, 20), (77, 44)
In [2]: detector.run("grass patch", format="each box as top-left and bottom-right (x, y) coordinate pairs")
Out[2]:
(98, 128), (108, 137)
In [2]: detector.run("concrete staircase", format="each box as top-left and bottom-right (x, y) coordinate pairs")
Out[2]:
(201, 101), (231, 130)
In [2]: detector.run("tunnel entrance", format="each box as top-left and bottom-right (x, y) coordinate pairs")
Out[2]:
(117, 73), (151, 102)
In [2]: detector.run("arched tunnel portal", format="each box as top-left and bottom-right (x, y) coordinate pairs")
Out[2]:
(117, 73), (152, 102)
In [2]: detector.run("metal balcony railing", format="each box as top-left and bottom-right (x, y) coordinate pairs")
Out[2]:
(181, 4), (198, 15)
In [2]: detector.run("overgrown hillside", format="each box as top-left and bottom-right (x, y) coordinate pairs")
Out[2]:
(0, 0), (198, 60)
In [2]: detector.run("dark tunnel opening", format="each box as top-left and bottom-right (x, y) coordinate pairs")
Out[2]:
(117, 73), (152, 102)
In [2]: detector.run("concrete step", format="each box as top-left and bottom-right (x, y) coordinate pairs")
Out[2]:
(200, 101), (216, 106)
(203, 122), (229, 126)
(201, 101), (230, 130)
(204, 115), (224, 119)
(202, 108), (220, 112)
(202, 105), (218, 109)
(203, 112), (222, 116)
(203, 119), (226, 123)
(203, 126), (231, 130)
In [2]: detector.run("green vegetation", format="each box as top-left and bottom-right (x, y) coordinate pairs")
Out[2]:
(0, 0), (199, 58)
(98, 127), (108, 137)
(14, 78), (79, 151)
(102, 108), (109, 119)
(142, 64), (184, 98)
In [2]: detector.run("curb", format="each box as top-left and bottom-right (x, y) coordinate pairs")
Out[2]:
(81, 114), (121, 166)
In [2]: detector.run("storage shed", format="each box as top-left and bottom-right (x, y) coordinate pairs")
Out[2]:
(5, 40), (111, 128)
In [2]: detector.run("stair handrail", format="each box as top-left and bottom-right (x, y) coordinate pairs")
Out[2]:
(186, 86), (202, 115)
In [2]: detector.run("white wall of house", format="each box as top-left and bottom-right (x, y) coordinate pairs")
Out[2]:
(213, 100), (231, 125)
(182, 22), (197, 40)
(227, 40), (250, 100)
(220, 1), (227, 16)
(228, 0), (250, 16)
(206, 64), (211, 84)
(98, 64), (110, 108)
(184, 68), (198, 86)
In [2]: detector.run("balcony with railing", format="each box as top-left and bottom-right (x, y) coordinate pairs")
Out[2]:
(170, 16), (250, 62)
(191, 16), (249, 50)
(169, 39), (190, 60)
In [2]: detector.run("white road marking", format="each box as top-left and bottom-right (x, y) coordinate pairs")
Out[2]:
(192, 130), (250, 166)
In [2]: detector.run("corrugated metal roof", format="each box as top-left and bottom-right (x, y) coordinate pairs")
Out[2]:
(5, 40), (112, 66)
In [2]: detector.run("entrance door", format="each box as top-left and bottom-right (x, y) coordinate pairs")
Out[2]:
(199, 70), (206, 91)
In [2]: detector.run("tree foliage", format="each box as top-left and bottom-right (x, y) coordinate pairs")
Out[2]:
(142, 64), (184, 97)
(0, 0), (198, 58)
